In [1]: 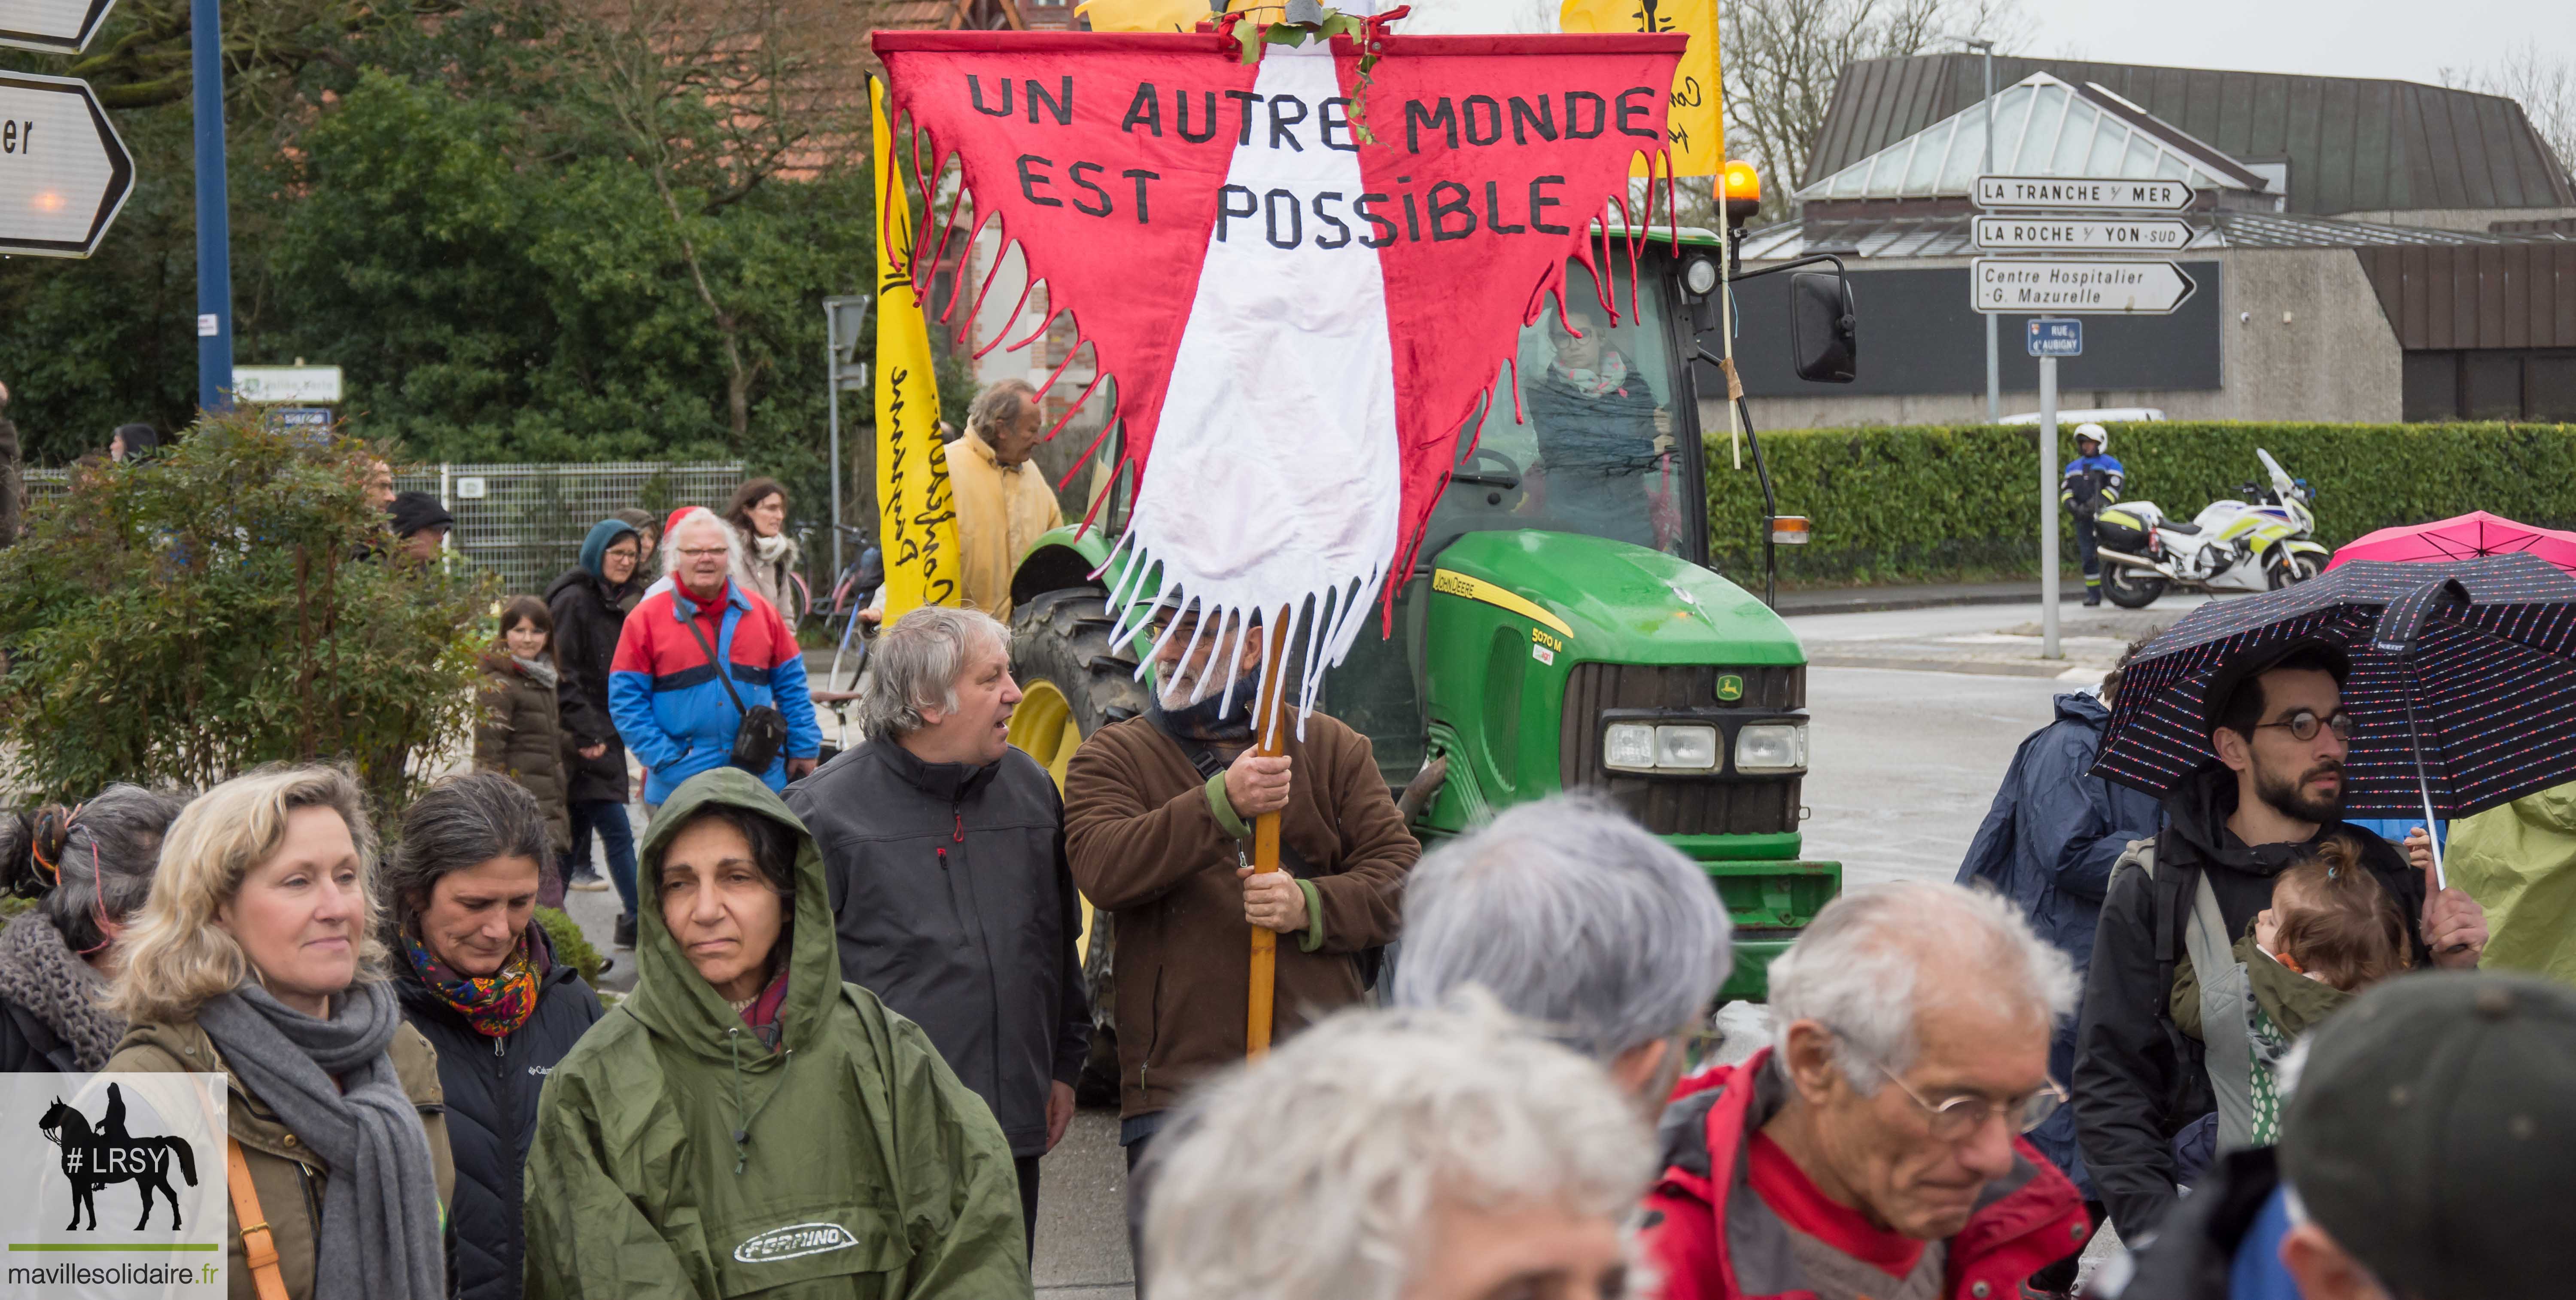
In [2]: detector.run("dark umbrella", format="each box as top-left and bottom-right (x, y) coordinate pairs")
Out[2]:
(2093, 552), (2576, 883)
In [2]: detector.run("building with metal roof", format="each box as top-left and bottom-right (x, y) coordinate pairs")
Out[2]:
(1720, 62), (2576, 430)
(1806, 54), (2576, 228)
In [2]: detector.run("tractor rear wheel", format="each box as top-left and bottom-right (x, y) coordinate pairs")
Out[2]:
(1008, 588), (1156, 1106)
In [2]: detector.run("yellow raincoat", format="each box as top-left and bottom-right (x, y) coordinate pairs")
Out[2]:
(946, 430), (1063, 621)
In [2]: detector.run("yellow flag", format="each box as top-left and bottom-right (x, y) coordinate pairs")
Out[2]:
(1560, 0), (1723, 177)
(872, 79), (960, 621)
(1075, 0), (1218, 31)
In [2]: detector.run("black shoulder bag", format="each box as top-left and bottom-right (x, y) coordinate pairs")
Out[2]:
(681, 612), (789, 775)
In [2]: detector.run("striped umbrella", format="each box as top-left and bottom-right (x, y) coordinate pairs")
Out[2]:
(2093, 554), (2576, 856)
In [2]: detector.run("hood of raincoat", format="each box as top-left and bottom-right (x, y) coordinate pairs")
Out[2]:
(626, 767), (839, 1060)
(578, 517), (641, 581)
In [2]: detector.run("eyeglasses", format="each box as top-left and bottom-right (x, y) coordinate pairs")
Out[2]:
(1833, 1033), (2066, 1139)
(2255, 708), (2354, 742)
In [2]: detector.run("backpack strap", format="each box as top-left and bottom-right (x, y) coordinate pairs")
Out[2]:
(225, 1138), (289, 1300)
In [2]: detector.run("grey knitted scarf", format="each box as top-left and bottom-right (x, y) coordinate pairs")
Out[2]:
(196, 980), (444, 1300)
(0, 913), (124, 1069)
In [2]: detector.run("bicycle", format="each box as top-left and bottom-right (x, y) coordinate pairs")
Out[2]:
(809, 524), (883, 694)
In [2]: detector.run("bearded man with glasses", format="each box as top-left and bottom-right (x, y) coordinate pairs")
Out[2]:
(2071, 638), (2487, 1251)
(1644, 882), (2090, 1300)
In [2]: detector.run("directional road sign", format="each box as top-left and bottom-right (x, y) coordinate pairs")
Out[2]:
(1974, 175), (2195, 213)
(2027, 319), (2083, 357)
(233, 365), (345, 404)
(0, 0), (119, 54)
(0, 71), (133, 258)
(1974, 216), (2194, 253)
(1971, 259), (2198, 316)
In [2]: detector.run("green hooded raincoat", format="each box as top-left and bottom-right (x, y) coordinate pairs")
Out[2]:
(522, 768), (1027, 1300)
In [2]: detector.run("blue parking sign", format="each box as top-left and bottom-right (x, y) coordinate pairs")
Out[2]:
(2026, 319), (2083, 357)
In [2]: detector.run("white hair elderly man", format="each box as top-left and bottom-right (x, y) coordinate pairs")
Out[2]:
(782, 604), (1089, 1256)
(1642, 882), (2090, 1300)
(1146, 996), (1656, 1300)
(1393, 795), (1732, 1103)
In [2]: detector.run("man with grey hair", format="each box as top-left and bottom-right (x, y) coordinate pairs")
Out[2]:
(1145, 996), (1655, 1300)
(1393, 794), (1732, 1102)
(1642, 882), (2089, 1300)
(948, 377), (1061, 620)
(783, 603), (1088, 1255)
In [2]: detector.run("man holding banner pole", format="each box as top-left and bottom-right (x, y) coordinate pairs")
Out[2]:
(1064, 594), (1417, 1277)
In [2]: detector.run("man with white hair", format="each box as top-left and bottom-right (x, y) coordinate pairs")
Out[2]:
(1145, 997), (1655, 1300)
(1643, 882), (2089, 1300)
(608, 505), (821, 804)
(783, 604), (1089, 1254)
(1393, 794), (1733, 1103)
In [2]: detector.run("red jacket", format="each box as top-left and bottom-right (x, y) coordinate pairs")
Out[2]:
(1643, 1050), (2087, 1300)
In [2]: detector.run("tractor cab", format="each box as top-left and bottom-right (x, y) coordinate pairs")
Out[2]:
(1008, 231), (1849, 1003)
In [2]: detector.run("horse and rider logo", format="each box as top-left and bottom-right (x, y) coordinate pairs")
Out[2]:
(36, 1083), (199, 1231)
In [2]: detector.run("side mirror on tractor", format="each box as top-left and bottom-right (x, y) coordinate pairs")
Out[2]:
(1789, 271), (1858, 384)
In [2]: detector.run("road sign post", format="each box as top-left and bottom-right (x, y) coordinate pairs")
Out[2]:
(1971, 258), (2198, 315)
(823, 295), (872, 583)
(0, 71), (133, 258)
(1973, 216), (2194, 252)
(1974, 176), (2195, 211)
(0, 0), (120, 53)
(2039, 333), (2061, 659)
(192, 0), (234, 412)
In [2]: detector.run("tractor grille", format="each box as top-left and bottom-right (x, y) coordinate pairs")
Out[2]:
(1560, 663), (1807, 836)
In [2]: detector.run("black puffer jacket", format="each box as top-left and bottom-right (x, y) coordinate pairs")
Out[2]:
(0, 996), (75, 1071)
(392, 933), (602, 1300)
(2071, 764), (2424, 1241)
(785, 740), (1090, 1157)
(544, 566), (633, 806)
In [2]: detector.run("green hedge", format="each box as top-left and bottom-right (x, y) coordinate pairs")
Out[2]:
(1704, 422), (2576, 588)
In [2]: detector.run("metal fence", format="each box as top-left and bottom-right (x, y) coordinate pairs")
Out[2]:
(27, 460), (748, 596)
(392, 462), (747, 594)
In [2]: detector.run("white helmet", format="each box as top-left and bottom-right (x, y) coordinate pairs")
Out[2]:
(2074, 423), (2108, 453)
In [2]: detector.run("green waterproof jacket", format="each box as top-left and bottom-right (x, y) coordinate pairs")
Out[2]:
(2451, 781), (2576, 986)
(522, 768), (1028, 1300)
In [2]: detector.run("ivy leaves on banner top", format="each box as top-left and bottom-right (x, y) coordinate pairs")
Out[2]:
(874, 17), (1684, 734)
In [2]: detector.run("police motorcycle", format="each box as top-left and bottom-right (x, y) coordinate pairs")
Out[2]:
(2092, 448), (2328, 608)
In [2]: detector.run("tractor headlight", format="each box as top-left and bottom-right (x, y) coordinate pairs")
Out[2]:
(1683, 255), (1720, 297)
(1605, 723), (1658, 772)
(1735, 723), (1810, 773)
(1655, 725), (1720, 770)
(1605, 723), (1722, 772)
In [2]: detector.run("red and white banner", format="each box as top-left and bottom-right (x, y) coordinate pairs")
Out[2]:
(876, 29), (1683, 721)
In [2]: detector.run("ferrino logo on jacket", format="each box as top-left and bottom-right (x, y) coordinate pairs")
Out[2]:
(606, 579), (821, 803)
(733, 1222), (862, 1264)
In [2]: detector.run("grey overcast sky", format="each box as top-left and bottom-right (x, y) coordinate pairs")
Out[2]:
(2018, 0), (2576, 87)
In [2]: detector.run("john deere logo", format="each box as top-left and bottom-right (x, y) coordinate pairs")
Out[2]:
(735, 1222), (860, 1264)
(1715, 674), (1746, 703)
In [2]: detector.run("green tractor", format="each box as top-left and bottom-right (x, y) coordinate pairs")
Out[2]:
(1005, 231), (1858, 1080)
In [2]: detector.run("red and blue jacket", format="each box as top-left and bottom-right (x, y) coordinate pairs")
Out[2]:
(608, 579), (821, 802)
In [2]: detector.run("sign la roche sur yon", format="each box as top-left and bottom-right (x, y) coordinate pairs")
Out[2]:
(6, 1072), (229, 1297)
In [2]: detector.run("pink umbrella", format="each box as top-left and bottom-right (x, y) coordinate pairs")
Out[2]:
(2328, 511), (2576, 576)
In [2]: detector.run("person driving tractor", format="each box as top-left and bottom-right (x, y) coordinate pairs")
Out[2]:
(2061, 424), (2126, 608)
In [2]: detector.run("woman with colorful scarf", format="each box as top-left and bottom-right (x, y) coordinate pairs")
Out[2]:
(386, 774), (602, 1300)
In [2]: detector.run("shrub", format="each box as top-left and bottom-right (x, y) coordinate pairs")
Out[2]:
(0, 410), (491, 805)
(1705, 421), (2576, 588)
(534, 906), (605, 988)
